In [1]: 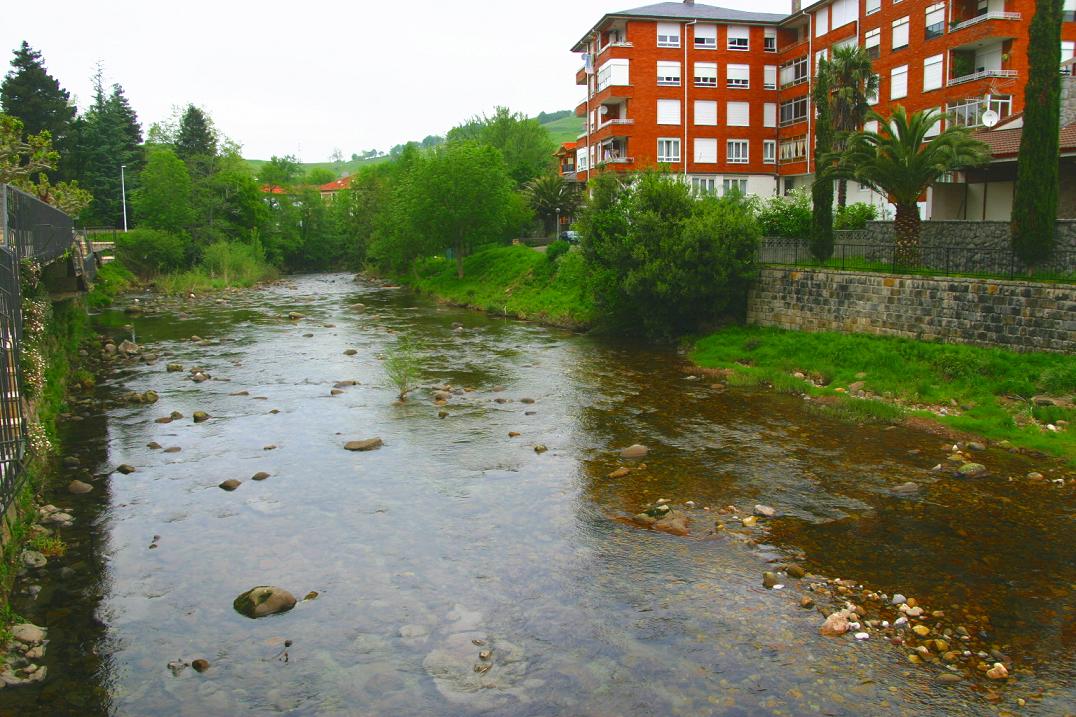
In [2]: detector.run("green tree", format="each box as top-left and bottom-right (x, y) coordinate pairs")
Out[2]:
(811, 60), (835, 261)
(1, 42), (76, 166)
(448, 107), (555, 185)
(524, 173), (580, 235)
(175, 104), (217, 163)
(0, 113), (91, 214)
(395, 141), (513, 277)
(132, 147), (193, 234)
(305, 167), (337, 185)
(1011, 0), (1063, 267)
(833, 107), (989, 264)
(827, 45), (879, 209)
(258, 154), (300, 193)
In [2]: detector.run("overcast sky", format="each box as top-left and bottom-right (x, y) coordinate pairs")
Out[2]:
(2, 0), (792, 161)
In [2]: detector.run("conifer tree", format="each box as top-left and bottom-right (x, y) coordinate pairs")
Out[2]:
(811, 60), (835, 261)
(1011, 0), (1062, 267)
(1, 42), (76, 164)
(175, 105), (217, 163)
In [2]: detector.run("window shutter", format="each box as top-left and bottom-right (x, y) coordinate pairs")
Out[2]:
(657, 61), (681, 84)
(892, 17), (909, 49)
(695, 100), (718, 125)
(657, 99), (681, 125)
(764, 103), (777, 128)
(694, 138), (718, 163)
(694, 62), (718, 84)
(925, 3), (945, 27)
(864, 120), (879, 134)
(727, 26), (749, 41)
(727, 101), (750, 127)
(865, 29), (880, 50)
(764, 65), (777, 89)
(695, 24), (717, 44)
(924, 109), (942, 138)
(727, 64), (750, 84)
(866, 0), (880, 14)
(657, 22), (680, 46)
(923, 54), (943, 92)
(815, 6), (829, 36)
(890, 65), (908, 99)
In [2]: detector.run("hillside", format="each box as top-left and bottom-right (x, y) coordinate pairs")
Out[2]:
(243, 111), (583, 178)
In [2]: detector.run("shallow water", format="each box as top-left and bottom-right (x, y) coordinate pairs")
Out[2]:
(4, 273), (1074, 716)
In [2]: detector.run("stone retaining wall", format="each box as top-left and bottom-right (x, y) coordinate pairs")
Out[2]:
(746, 268), (1076, 353)
(838, 220), (1076, 252)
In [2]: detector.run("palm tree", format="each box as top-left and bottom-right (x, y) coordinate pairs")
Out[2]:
(827, 45), (880, 209)
(525, 173), (581, 237)
(831, 107), (989, 265)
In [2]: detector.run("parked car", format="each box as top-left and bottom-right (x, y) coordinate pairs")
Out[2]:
(560, 230), (581, 244)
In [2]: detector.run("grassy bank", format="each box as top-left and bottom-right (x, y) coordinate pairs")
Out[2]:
(405, 244), (595, 329)
(153, 242), (278, 294)
(87, 262), (136, 308)
(693, 326), (1075, 464)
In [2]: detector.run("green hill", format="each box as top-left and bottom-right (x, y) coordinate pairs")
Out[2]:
(243, 110), (583, 179)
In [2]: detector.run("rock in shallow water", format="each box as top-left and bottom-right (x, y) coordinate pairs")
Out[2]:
(957, 462), (987, 477)
(619, 444), (649, 459)
(344, 437), (383, 452)
(219, 479), (241, 491)
(233, 586), (297, 618)
(21, 550), (47, 569)
(11, 623), (46, 644)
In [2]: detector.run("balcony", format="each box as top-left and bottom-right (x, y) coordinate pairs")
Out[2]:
(578, 118), (635, 141)
(950, 11), (1020, 33)
(948, 68), (1017, 86)
(576, 66), (587, 86)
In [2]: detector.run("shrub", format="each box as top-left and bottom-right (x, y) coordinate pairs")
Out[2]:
(835, 202), (878, 230)
(383, 338), (421, 400)
(113, 228), (186, 276)
(545, 239), (570, 263)
(755, 188), (812, 239)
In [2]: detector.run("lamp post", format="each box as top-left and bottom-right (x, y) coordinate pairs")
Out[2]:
(120, 164), (128, 232)
(555, 206), (561, 240)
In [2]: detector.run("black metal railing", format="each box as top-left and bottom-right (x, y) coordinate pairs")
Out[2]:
(0, 184), (83, 529)
(758, 238), (1076, 282)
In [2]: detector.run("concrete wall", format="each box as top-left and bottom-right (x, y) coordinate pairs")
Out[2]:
(747, 268), (1075, 353)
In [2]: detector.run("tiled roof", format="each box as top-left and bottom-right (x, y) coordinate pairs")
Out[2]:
(611, 2), (786, 23)
(319, 176), (352, 192)
(554, 142), (578, 156)
(973, 121), (1076, 159)
(259, 184), (288, 194)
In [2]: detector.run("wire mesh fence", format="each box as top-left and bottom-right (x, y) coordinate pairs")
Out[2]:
(758, 238), (1076, 282)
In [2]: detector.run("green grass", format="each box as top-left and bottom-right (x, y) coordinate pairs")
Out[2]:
(27, 534), (66, 558)
(154, 242), (279, 294)
(87, 261), (136, 308)
(541, 114), (585, 145)
(405, 244), (595, 329)
(693, 326), (1076, 464)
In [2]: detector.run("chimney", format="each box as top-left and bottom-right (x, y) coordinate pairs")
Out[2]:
(792, 0), (802, 12)
(684, 0), (695, 5)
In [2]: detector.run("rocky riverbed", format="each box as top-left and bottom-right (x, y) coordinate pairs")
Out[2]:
(3, 273), (1073, 716)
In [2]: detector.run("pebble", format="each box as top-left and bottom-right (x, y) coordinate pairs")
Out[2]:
(854, 632), (870, 640)
(67, 479), (93, 494)
(219, 479), (241, 491)
(252, 472), (270, 481)
(619, 444), (648, 459)
(753, 504), (777, 517)
(116, 464), (136, 474)
(344, 438), (383, 451)
(762, 571), (779, 589)
(912, 625), (931, 637)
(534, 444), (548, 454)
(608, 467), (631, 478)
(21, 550), (47, 569)
(193, 411), (210, 423)
(191, 659), (210, 673)
(985, 662), (1009, 680)
(891, 594), (907, 605)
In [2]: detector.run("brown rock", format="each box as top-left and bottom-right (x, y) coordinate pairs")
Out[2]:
(219, 479), (241, 491)
(344, 437), (383, 452)
(985, 663), (1009, 680)
(820, 609), (853, 636)
(608, 467), (631, 479)
(116, 464), (136, 474)
(252, 472), (270, 481)
(192, 659), (210, 673)
(68, 480), (93, 494)
(620, 444), (649, 459)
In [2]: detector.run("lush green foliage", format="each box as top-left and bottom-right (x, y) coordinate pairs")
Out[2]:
(154, 241), (277, 293)
(114, 228), (186, 275)
(0, 42), (76, 157)
(175, 104), (216, 163)
(0, 113), (91, 214)
(579, 171), (760, 338)
(87, 261), (135, 307)
(447, 107), (555, 186)
(834, 202), (878, 230)
(132, 146), (193, 234)
(1011, 0), (1062, 266)
(826, 45), (879, 208)
(753, 188), (812, 239)
(545, 239), (570, 263)
(525, 173), (581, 235)
(383, 338), (422, 400)
(811, 61), (835, 260)
(693, 326), (1076, 464)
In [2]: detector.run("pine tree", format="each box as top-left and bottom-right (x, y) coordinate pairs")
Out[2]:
(175, 104), (217, 163)
(1, 42), (76, 164)
(1011, 0), (1062, 267)
(811, 61), (835, 261)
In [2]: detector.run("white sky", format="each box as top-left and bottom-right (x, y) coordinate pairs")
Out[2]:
(2, 0), (791, 161)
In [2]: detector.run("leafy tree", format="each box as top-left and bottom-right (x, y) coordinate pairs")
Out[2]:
(754, 188), (812, 239)
(175, 104), (217, 163)
(832, 107), (989, 264)
(0, 113), (91, 214)
(114, 228), (186, 275)
(305, 167), (337, 185)
(1011, 0), (1062, 267)
(258, 154), (300, 193)
(827, 45), (878, 208)
(811, 60), (835, 260)
(524, 173), (580, 235)
(448, 107), (555, 185)
(132, 147), (192, 235)
(1, 42), (76, 166)
(394, 141), (513, 277)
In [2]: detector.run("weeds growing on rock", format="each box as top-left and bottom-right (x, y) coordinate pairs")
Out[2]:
(383, 339), (422, 401)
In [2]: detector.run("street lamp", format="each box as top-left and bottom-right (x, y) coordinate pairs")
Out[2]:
(120, 164), (128, 232)
(555, 206), (561, 239)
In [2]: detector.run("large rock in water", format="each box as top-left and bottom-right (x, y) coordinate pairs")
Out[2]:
(344, 437), (383, 452)
(233, 586), (297, 618)
(619, 444), (649, 459)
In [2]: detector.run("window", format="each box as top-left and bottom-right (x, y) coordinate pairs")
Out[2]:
(723, 178), (748, 195)
(691, 177), (718, 195)
(694, 138), (718, 163)
(779, 136), (807, 161)
(890, 64), (908, 99)
(923, 54), (943, 92)
(657, 138), (681, 163)
(728, 25), (750, 50)
(657, 99), (681, 125)
(576, 147), (588, 171)
(815, 48), (828, 76)
(924, 108), (942, 138)
(764, 65), (777, 90)
(695, 100), (718, 125)
(694, 62), (718, 87)
(780, 97), (809, 126)
(764, 28), (777, 52)
(815, 6), (829, 36)
(727, 64), (750, 89)
(867, 74), (880, 105)
(657, 61), (681, 86)
(1066, 0), (1076, 22)
(596, 59), (629, 91)
(780, 56), (809, 87)
(892, 17), (909, 51)
(1062, 41), (1075, 73)
(925, 2), (945, 39)
(727, 140), (749, 164)
(695, 24), (717, 48)
(831, 0), (857, 29)
(866, 0), (881, 15)
(657, 22), (680, 48)
(727, 101), (750, 126)
(764, 102), (777, 128)
(863, 119), (879, 134)
(947, 94), (1012, 127)
(865, 28), (881, 60)
(763, 140), (776, 164)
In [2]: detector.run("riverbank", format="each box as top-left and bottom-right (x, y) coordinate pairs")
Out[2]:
(400, 244), (595, 330)
(692, 326), (1075, 465)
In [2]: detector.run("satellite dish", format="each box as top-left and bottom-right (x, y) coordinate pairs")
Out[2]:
(599, 105), (609, 115)
(982, 110), (999, 128)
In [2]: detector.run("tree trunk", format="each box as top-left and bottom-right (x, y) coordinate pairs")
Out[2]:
(893, 202), (921, 268)
(837, 178), (848, 210)
(455, 243), (464, 279)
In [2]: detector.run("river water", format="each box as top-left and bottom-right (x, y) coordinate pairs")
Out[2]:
(4, 273), (1074, 716)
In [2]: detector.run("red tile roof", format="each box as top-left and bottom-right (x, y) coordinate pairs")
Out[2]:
(554, 141), (577, 157)
(973, 120), (1076, 159)
(319, 176), (353, 192)
(259, 184), (288, 194)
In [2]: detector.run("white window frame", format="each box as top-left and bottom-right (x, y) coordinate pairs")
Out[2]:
(727, 64), (750, 89)
(763, 139), (776, 164)
(764, 28), (777, 53)
(657, 61), (681, 86)
(865, 28), (881, 60)
(657, 22), (680, 48)
(694, 100), (718, 126)
(723, 177), (748, 195)
(764, 102), (777, 128)
(657, 137), (681, 163)
(694, 24), (717, 49)
(691, 177), (718, 196)
(925, 2), (946, 39)
(780, 96), (809, 126)
(890, 64), (908, 100)
(866, 0), (881, 15)
(726, 101), (750, 127)
(694, 62), (718, 87)
(726, 139), (749, 164)
(727, 25), (750, 51)
(815, 6), (829, 36)
(657, 99), (681, 125)
(892, 16), (910, 51)
(923, 54), (944, 92)
(764, 65), (777, 90)
(694, 137), (718, 163)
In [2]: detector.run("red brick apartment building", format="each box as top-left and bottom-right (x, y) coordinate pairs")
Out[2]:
(568, 0), (1076, 218)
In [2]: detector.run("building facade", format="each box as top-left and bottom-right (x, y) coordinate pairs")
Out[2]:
(569, 0), (1076, 216)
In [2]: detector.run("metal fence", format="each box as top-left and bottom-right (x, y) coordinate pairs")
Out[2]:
(758, 238), (1076, 282)
(0, 184), (80, 525)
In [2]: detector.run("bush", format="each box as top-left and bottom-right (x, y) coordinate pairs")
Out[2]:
(835, 202), (878, 230)
(113, 228), (186, 276)
(545, 239), (570, 263)
(154, 241), (278, 293)
(755, 188), (812, 239)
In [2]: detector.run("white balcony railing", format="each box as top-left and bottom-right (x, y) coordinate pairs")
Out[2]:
(948, 68), (1017, 86)
(950, 11), (1021, 32)
(579, 119), (634, 140)
(600, 156), (634, 165)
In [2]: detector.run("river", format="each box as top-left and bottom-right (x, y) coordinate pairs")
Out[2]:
(4, 273), (1074, 716)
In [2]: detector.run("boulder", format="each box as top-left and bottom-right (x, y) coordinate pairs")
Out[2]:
(191, 659), (210, 673)
(762, 571), (780, 589)
(892, 482), (919, 495)
(957, 462), (987, 478)
(252, 472), (270, 481)
(233, 586), (297, 618)
(68, 479), (93, 494)
(11, 623), (46, 644)
(21, 550), (47, 569)
(344, 437), (383, 452)
(192, 411), (210, 423)
(286, 312), (304, 320)
(141, 390), (159, 404)
(219, 479), (241, 491)
(166, 363), (183, 372)
(117, 340), (140, 356)
(784, 564), (806, 579)
(753, 504), (777, 518)
(116, 464), (136, 474)
(607, 467), (631, 479)
(619, 444), (649, 459)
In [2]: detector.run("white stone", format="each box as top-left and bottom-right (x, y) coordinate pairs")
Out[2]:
(11, 624), (45, 644)
(854, 632), (870, 640)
